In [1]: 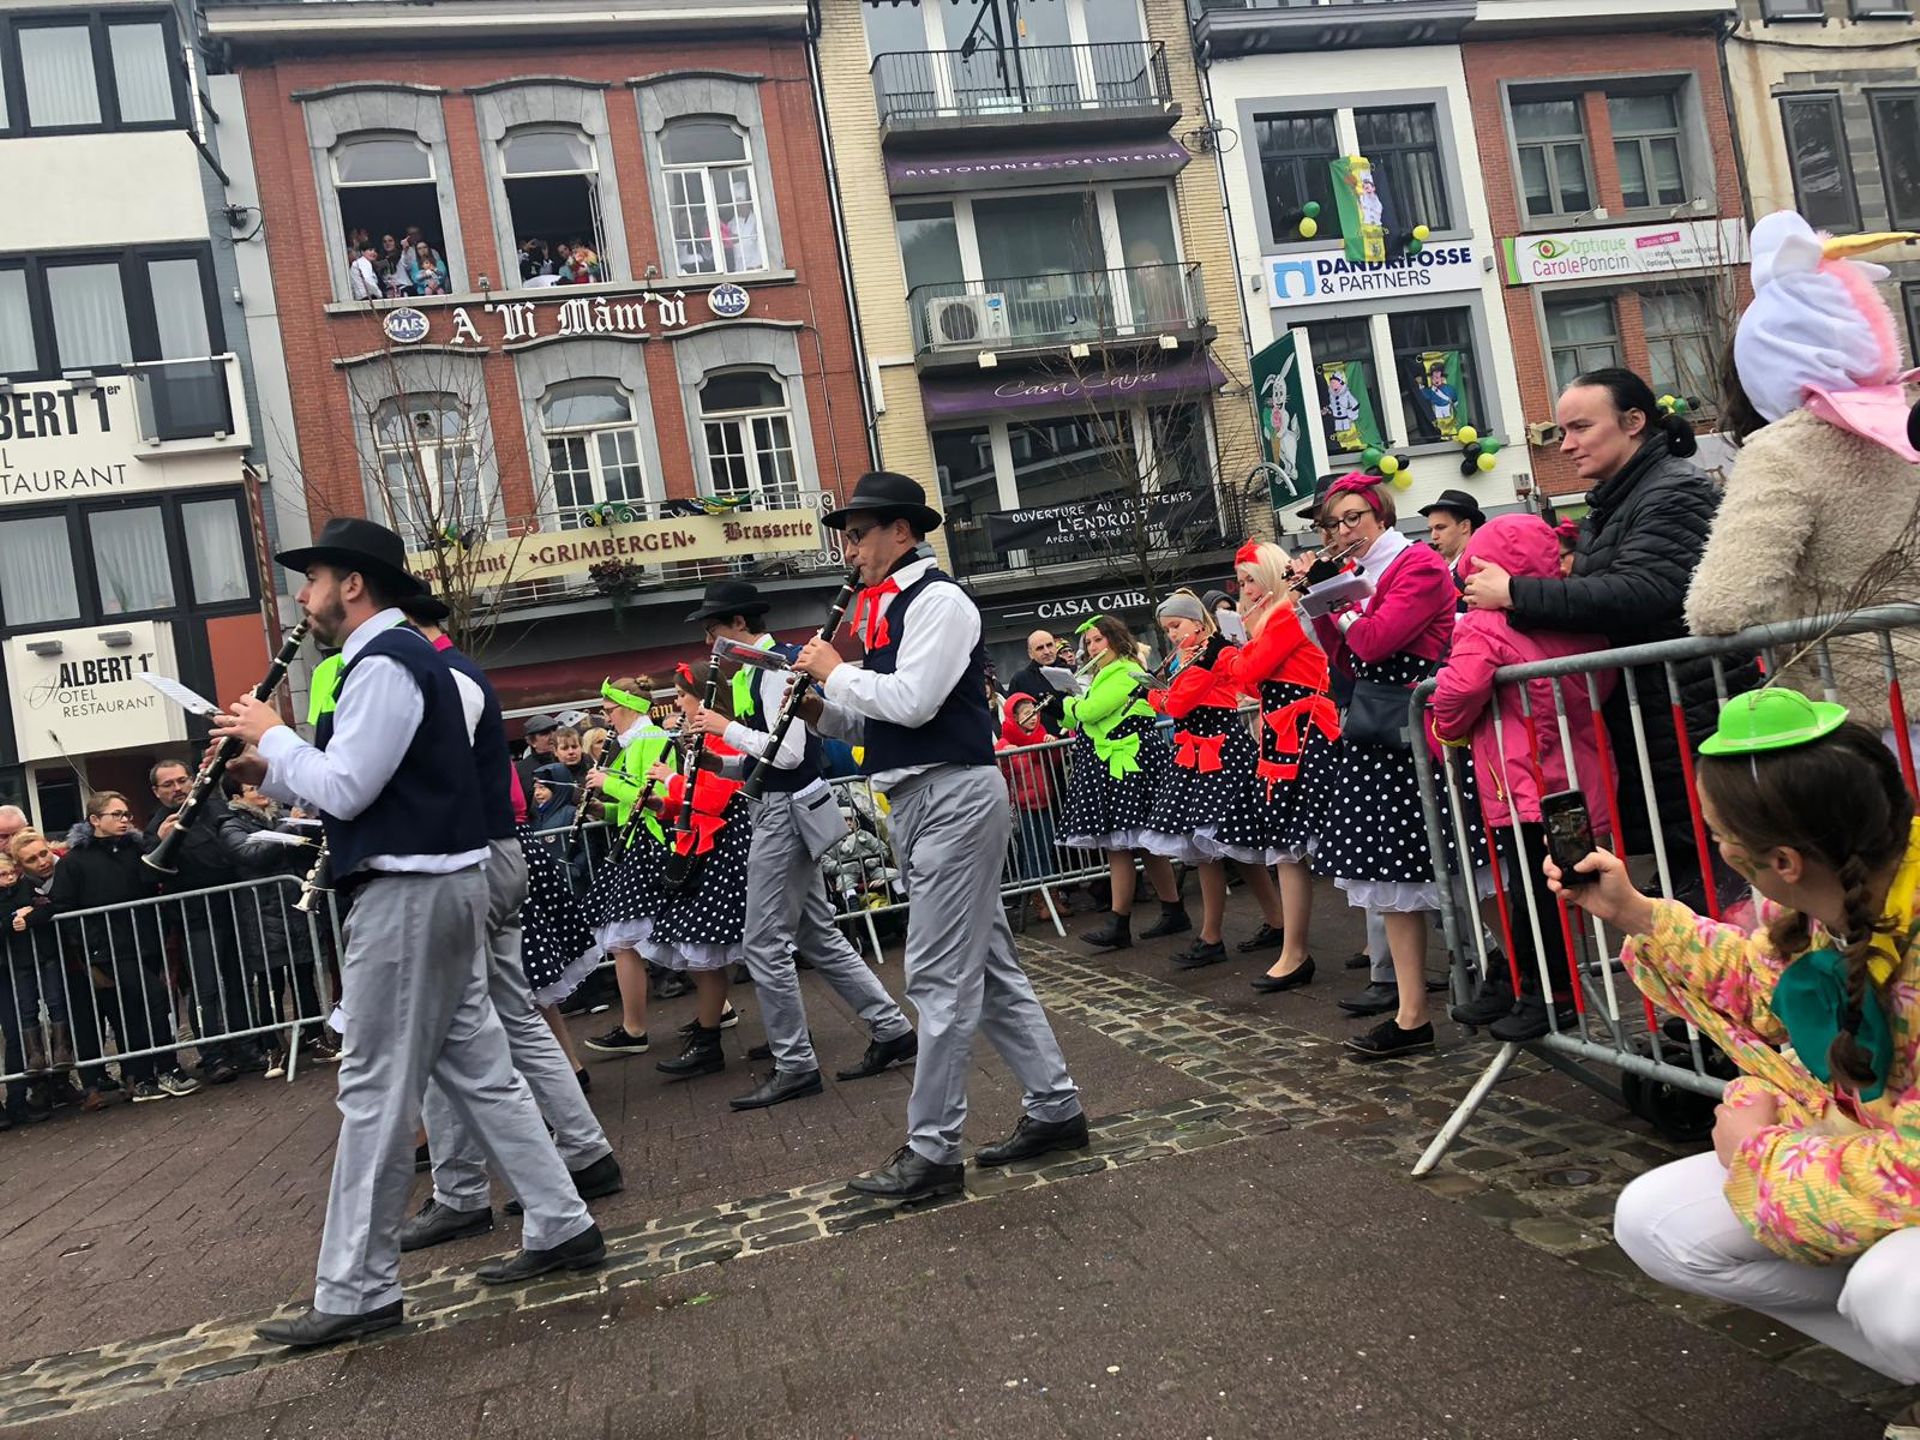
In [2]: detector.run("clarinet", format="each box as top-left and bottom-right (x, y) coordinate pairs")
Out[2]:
(741, 571), (860, 803)
(566, 732), (618, 849)
(145, 618), (312, 875)
(293, 840), (330, 915)
(659, 659), (724, 894)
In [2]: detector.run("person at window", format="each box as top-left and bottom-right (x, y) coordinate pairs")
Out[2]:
(519, 238), (552, 283)
(47, 792), (202, 1105)
(404, 240), (449, 296)
(346, 227), (371, 264)
(4, 829), (63, 1125)
(377, 233), (403, 282)
(559, 239), (601, 285)
(349, 244), (383, 302)
(721, 208), (762, 272)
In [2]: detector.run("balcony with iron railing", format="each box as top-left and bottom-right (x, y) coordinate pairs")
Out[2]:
(908, 262), (1209, 367)
(871, 41), (1178, 146)
(1190, 0), (1476, 54)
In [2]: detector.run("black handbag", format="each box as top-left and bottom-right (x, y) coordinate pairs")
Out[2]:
(1342, 677), (1421, 749)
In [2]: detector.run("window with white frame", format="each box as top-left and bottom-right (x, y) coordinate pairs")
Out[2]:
(502, 126), (606, 286)
(371, 396), (485, 547)
(663, 119), (765, 277)
(699, 370), (797, 504)
(1512, 98), (1594, 220)
(541, 381), (651, 523)
(1543, 294), (1621, 391)
(333, 134), (451, 293)
(1609, 92), (1689, 210)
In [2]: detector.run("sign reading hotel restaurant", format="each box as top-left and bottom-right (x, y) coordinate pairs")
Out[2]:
(405, 509), (825, 590)
(1264, 243), (1480, 309)
(1502, 218), (1748, 285)
(0, 377), (243, 505)
(5, 620), (184, 762)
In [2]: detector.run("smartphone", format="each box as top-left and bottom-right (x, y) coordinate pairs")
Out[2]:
(1541, 790), (1596, 885)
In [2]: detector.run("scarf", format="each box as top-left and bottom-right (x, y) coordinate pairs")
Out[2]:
(1354, 528), (1412, 614)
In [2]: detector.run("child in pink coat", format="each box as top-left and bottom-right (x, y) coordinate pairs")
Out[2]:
(1431, 514), (1618, 1040)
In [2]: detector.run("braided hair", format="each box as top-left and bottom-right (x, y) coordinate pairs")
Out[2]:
(1697, 722), (1913, 1089)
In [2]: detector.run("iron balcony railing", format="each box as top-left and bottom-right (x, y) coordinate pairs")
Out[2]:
(871, 40), (1173, 128)
(909, 262), (1207, 357)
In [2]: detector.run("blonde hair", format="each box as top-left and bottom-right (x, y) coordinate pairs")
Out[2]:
(580, 726), (611, 758)
(1235, 542), (1297, 640)
(7, 828), (46, 861)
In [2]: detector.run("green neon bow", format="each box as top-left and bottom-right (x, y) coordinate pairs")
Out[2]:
(1092, 729), (1141, 778)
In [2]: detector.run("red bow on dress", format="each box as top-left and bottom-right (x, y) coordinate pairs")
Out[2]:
(1255, 696), (1341, 793)
(852, 577), (901, 651)
(1173, 730), (1226, 772)
(671, 811), (727, 856)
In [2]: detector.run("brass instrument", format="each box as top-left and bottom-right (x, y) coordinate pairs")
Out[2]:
(145, 618), (312, 874)
(740, 571), (860, 803)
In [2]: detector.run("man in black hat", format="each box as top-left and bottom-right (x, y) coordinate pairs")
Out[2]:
(212, 517), (600, 1349)
(681, 579), (917, 1110)
(515, 713), (560, 803)
(1418, 488), (1487, 566)
(794, 472), (1086, 1202)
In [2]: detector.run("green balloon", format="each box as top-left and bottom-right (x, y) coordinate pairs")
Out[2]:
(1303, 201), (1322, 218)
(1360, 447), (1383, 469)
(1673, 397), (1692, 415)
(1479, 436), (1501, 456)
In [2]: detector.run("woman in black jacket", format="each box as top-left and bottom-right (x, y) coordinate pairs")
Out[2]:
(1464, 368), (1751, 912)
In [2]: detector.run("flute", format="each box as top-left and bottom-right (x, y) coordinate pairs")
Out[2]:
(740, 570), (859, 803)
(145, 618), (312, 875)
(1286, 539), (1365, 594)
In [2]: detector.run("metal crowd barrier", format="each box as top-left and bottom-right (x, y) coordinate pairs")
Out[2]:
(1407, 603), (1920, 1175)
(1, 874), (340, 1091)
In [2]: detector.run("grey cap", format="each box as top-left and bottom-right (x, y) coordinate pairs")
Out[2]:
(521, 713), (560, 737)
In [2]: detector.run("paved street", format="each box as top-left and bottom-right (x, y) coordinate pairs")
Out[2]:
(0, 886), (1908, 1439)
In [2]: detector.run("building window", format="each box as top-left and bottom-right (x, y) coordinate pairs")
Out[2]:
(1903, 283), (1920, 363)
(1779, 95), (1859, 233)
(699, 370), (797, 504)
(1513, 98), (1593, 220)
(1642, 288), (1717, 408)
(1853, 0), (1913, 14)
(933, 424), (999, 577)
(1354, 106), (1452, 231)
(1543, 294), (1621, 391)
(502, 126), (606, 287)
(1609, 92), (1688, 209)
(0, 515), (80, 628)
(1761, 0), (1825, 15)
(1299, 316), (1379, 456)
(1388, 309), (1482, 445)
(663, 120), (764, 277)
(0, 246), (222, 381)
(1869, 91), (1920, 229)
(0, 269), (33, 375)
(180, 498), (251, 606)
(541, 381), (652, 523)
(371, 396), (484, 547)
(89, 507), (175, 616)
(47, 262), (133, 370)
(897, 201), (963, 294)
(8, 12), (181, 135)
(332, 135), (451, 293)
(1255, 111), (1341, 241)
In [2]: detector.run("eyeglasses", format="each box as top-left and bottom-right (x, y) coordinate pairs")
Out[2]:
(100, 809), (130, 819)
(1327, 510), (1373, 531)
(841, 524), (877, 545)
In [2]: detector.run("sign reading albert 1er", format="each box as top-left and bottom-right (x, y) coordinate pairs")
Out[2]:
(406, 509), (825, 589)
(5, 620), (185, 763)
(0, 377), (245, 505)
(1502, 218), (1748, 285)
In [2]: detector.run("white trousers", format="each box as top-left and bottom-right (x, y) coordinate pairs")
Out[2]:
(1615, 1150), (1920, 1383)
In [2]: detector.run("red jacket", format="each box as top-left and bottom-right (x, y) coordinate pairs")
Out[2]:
(1225, 605), (1329, 696)
(1151, 636), (1242, 719)
(995, 694), (1053, 810)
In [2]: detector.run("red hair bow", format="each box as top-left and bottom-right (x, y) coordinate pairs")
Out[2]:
(1234, 539), (1263, 568)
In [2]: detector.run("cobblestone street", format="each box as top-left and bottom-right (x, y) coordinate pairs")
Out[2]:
(0, 890), (1906, 1439)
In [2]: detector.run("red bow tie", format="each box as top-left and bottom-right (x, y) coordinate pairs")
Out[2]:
(853, 577), (901, 652)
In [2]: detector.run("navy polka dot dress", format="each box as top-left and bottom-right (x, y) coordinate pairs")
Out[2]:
(1057, 711), (1175, 853)
(1141, 700), (1260, 866)
(1212, 677), (1339, 865)
(645, 788), (751, 972)
(588, 823), (666, 956)
(517, 823), (601, 1008)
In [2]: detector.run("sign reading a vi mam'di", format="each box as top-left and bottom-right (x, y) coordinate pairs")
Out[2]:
(405, 508), (825, 589)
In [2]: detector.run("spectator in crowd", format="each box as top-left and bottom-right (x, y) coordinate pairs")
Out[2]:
(552, 726), (588, 786)
(0, 806), (26, 850)
(554, 240), (601, 285)
(1418, 488), (1485, 566)
(531, 763), (577, 834)
(1008, 632), (1067, 737)
(1555, 519), (1579, 578)
(516, 714), (560, 802)
(147, 761), (260, 1084)
(997, 693), (1062, 923)
(348, 244), (383, 302)
(4, 829), (64, 1124)
(345, 226), (371, 263)
(403, 240), (450, 296)
(519, 238), (554, 283)
(377, 232), (404, 283)
(44, 792), (201, 1104)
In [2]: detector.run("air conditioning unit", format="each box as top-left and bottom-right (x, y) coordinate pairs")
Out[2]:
(926, 293), (1010, 347)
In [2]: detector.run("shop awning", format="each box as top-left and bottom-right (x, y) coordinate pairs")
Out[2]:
(885, 136), (1189, 195)
(919, 352), (1229, 422)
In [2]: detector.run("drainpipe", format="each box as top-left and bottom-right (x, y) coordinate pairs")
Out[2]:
(806, 0), (882, 471)
(1714, 8), (1756, 224)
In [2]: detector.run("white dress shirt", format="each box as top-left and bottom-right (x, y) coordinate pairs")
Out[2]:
(349, 254), (381, 301)
(259, 608), (487, 876)
(816, 554), (981, 792)
(722, 636), (828, 799)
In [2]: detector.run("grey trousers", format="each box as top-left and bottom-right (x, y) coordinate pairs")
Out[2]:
(888, 765), (1080, 1166)
(313, 867), (592, 1315)
(743, 786), (910, 1075)
(423, 839), (612, 1212)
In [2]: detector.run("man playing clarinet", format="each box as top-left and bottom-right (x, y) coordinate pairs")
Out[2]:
(795, 473), (1088, 1202)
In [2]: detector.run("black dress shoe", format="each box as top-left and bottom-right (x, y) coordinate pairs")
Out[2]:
(729, 1067), (824, 1110)
(1136, 905), (1192, 940)
(1488, 996), (1577, 1043)
(569, 1152), (625, 1201)
(1250, 956), (1315, 993)
(973, 1112), (1090, 1167)
(656, 1025), (725, 1078)
(1236, 922), (1285, 953)
(836, 1030), (917, 1081)
(1171, 938), (1228, 969)
(400, 1198), (493, 1252)
(256, 1300), (403, 1349)
(1345, 1017), (1435, 1058)
(1345, 951), (1371, 970)
(846, 1145), (964, 1202)
(476, 1223), (607, 1285)
(1078, 913), (1131, 950)
(1339, 982), (1399, 1017)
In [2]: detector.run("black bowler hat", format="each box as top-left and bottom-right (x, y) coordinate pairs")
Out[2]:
(398, 592), (450, 626)
(822, 471), (943, 534)
(1293, 472), (1345, 523)
(1418, 488), (1489, 529)
(685, 578), (771, 625)
(275, 516), (425, 598)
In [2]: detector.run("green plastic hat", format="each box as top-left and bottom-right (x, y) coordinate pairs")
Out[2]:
(1075, 614), (1106, 636)
(1699, 686), (1849, 757)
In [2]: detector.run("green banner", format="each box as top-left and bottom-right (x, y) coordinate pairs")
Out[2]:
(1331, 155), (1388, 264)
(1318, 359), (1382, 455)
(1251, 332), (1315, 506)
(1414, 349), (1469, 440)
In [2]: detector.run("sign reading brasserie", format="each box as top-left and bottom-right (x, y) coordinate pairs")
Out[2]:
(386, 282), (752, 348)
(406, 508), (825, 589)
(1502, 218), (1748, 285)
(983, 486), (1219, 557)
(5, 620), (184, 763)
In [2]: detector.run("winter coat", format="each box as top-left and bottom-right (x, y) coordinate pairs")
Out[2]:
(1, 869), (58, 975)
(1505, 437), (1757, 851)
(1687, 407), (1920, 733)
(145, 792), (239, 927)
(1311, 539), (1457, 676)
(995, 695), (1054, 811)
(44, 823), (164, 966)
(531, 761), (579, 833)
(216, 801), (320, 972)
(1431, 516), (1618, 832)
(1006, 662), (1064, 735)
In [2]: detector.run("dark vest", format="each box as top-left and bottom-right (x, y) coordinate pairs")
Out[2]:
(738, 640), (823, 795)
(861, 567), (995, 774)
(440, 647), (516, 841)
(315, 627), (487, 876)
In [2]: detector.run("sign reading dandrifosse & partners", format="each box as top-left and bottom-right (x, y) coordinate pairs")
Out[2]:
(406, 510), (824, 589)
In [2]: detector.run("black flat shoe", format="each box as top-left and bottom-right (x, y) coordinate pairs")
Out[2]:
(1345, 1018), (1435, 1059)
(256, 1300), (403, 1349)
(835, 1030), (917, 1081)
(399, 1198), (493, 1253)
(1250, 956), (1315, 993)
(1171, 939), (1228, 970)
(476, 1224), (607, 1285)
(1078, 914), (1131, 950)
(1236, 922), (1285, 953)
(729, 1067), (824, 1111)
(1137, 906), (1192, 941)
(846, 1145), (964, 1202)
(973, 1112), (1090, 1167)
(1338, 982), (1399, 1017)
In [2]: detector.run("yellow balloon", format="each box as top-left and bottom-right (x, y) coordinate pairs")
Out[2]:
(1298, 217), (1319, 239)
(1412, 224), (1431, 243)
(1391, 470), (1415, 491)
(1455, 425), (1478, 446)
(1476, 452), (1498, 473)
(1378, 454), (1400, 476)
